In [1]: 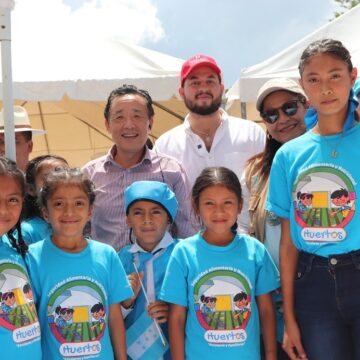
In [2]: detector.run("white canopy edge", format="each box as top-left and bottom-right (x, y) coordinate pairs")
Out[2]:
(228, 5), (360, 103)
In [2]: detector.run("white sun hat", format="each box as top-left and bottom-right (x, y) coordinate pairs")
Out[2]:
(0, 106), (46, 135)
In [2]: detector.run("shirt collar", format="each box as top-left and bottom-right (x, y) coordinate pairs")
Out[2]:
(128, 231), (174, 254)
(184, 108), (228, 133)
(104, 145), (152, 168)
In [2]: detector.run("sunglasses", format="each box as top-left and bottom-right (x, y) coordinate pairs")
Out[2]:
(261, 99), (304, 124)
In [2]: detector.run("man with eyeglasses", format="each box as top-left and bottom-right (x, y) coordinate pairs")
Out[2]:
(154, 54), (266, 189)
(239, 78), (308, 360)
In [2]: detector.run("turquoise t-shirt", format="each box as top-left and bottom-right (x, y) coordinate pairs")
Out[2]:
(267, 124), (360, 256)
(21, 216), (52, 244)
(159, 232), (279, 360)
(26, 237), (133, 360)
(0, 235), (41, 358)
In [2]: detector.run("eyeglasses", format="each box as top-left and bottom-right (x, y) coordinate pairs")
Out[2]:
(261, 99), (304, 124)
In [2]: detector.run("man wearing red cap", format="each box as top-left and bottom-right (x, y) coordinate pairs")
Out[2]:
(155, 55), (265, 188)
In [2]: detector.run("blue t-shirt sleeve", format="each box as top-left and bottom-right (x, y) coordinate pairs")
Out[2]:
(266, 149), (291, 219)
(159, 248), (188, 307)
(21, 222), (34, 244)
(108, 248), (133, 304)
(254, 244), (280, 296)
(118, 246), (133, 275)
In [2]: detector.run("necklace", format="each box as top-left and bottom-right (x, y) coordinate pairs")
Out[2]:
(320, 131), (344, 159)
(190, 119), (222, 145)
(316, 122), (345, 159)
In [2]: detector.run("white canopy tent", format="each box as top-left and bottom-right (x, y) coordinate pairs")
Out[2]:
(0, 2), (187, 166)
(2, 38), (184, 102)
(226, 5), (360, 117)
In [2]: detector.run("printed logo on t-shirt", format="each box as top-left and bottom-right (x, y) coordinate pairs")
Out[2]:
(292, 164), (356, 242)
(193, 267), (252, 347)
(47, 277), (107, 358)
(0, 261), (41, 345)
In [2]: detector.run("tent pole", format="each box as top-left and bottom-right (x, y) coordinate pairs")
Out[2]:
(153, 101), (184, 122)
(38, 102), (50, 154)
(240, 102), (247, 119)
(0, 6), (15, 161)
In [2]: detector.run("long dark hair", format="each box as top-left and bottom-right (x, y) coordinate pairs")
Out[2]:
(0, 156), (28, 257)
(192, 167), (242, 232)
(247, 136), (282, 179)
(299, 39), (353, 76)
(39, 168), (96, 209)
(23, 155), (68, 219)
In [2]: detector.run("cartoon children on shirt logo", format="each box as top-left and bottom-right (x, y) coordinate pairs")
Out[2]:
(233, 291), (251, 326)
(0, 262), (40, 344)
(47, 279), (106, 357)
(90, 302), (106, 334)
(200, 295), (217, 322)
(0, 263), (40, 335)
(293, 165), (356, 242)
(194, 269), (251, 346)
(55, 306), (76, 334)
(330, 188), (352, 218)
(296, 192), (313, 217)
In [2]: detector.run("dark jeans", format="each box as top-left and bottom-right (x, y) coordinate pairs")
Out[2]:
(295, 250), (360, 360)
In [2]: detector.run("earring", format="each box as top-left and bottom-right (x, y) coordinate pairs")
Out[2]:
(266, 131), (272, 140)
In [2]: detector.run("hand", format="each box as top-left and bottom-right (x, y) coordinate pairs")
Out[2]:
(121, 272), (144, 309)
(147, 301), (169, 324)
(127, 271), (144, 298)
(283, 321), (308, 359)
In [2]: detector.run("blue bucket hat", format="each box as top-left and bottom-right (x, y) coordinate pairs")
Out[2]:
(124, 181), (178, 223)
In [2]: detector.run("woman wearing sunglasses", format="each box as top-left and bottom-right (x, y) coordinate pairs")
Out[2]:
(239, 78), (308, 360)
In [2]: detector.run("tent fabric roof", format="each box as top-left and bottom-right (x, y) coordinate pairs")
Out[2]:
(1, 40), (184, 101)
(0, 96), (187, 167)
(227, 5), (360, 103)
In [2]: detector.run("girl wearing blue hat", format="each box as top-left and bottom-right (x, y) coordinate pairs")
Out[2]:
(119, 180), (179, 359)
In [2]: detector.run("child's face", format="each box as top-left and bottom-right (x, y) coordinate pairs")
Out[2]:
(196, 185), (241, 239)
(33, 159), (68, 195)
(0, 175), (23, 236)
(206, 299), (216, 309)
(4, 294), (15, 306)
(43, 184), (91, 241)
(62, 311), (73, 321)
(25, 289), (33, 300)
(92, 309), (105, 320)
(302, 196), (312, 206)
(332, 196), (349, 206)
(235, 298), (247, 309)
(300, 53), (357, 120)
(126, 200), (169, 252)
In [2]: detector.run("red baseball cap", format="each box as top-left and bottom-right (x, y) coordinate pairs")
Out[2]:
(180, 54), (222, 85)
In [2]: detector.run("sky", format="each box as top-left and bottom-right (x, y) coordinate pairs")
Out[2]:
(9, 0), (342, 88)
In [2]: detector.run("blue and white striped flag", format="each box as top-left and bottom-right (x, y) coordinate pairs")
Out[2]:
(126, 311), (169, 360)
